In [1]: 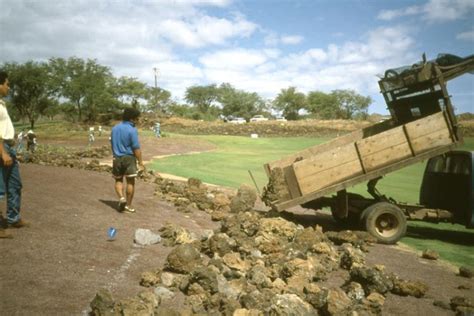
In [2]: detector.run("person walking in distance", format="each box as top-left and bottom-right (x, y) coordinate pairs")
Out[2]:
(26, 130), (37, 153)
(16, 129), (25, 152)
(0, 71), (28, 239)
(110, 108), (145, 213)
(88, 126), (95, 146)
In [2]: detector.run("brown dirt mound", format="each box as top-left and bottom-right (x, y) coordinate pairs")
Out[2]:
(160, 117), (371, 137)
(157, 117), (474, 137)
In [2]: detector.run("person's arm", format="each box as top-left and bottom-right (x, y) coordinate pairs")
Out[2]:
(133, 148), (145, 171)
(0, 107), (12, 167)
(0, 141), (12, 167)
(130, 127), (144, 171)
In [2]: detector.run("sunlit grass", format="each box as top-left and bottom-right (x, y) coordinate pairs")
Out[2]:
(149, 135), (328, 188)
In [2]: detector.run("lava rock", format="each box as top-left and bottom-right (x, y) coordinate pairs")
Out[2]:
(165, 244), (203, 274)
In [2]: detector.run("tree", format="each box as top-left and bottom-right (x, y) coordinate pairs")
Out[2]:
(2, 61), (55, 128)
(49, 57), (114, 122)
(331, 89), (371, 120)
(114, 76), (147, 107)
(273, 87), (306, 120)
(306, 89), (372, 120)
(306, 91), (340, 119)
(184, 84), (218, 114)
(167, 103), (193, 118)
(145, 86), (172, 113)
(217, 83), (264, 120)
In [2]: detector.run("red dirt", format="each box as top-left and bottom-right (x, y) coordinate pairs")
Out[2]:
(0, 137), (472, 315)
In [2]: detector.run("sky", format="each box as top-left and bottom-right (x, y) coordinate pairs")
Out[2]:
(0, 0), (473, 114)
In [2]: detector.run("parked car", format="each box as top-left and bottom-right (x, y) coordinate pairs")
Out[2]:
(250, 115), (269, 122)
(275, 116), (287, 122)
(228, 117), (246, 124)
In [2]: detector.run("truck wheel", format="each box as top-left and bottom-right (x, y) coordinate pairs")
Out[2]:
(360, 202), (407, 244)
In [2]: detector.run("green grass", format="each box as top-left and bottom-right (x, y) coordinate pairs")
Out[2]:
(149, 134), (474, 268)
(402, 221), (474, 268)
(14, 120), (92, 139)
(149, 135), (327, 188)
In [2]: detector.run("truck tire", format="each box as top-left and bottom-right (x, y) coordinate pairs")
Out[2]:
(360, 202), (407, 244)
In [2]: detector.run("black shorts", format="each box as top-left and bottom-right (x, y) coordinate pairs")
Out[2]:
(112, 155), (138, 178)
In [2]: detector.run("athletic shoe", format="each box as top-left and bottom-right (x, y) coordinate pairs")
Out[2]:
(123, 206), (136, 213)
(9, 219), (30, 228)
(118, 197), (126, 211)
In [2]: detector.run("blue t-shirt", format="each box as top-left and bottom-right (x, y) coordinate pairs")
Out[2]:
(111, 121), (140, 157)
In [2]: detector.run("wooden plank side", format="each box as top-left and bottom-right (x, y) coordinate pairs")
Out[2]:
(356, 126), (412, 172)
(266, 129), (364, 171)
(357, 126), (407, 156)
(410, 128), (453, 153)
(292, 143), (360, 178)
(404, 112), (447, 139)
(404, 112), (454, 154)
(292, 144), (362, 195)
(283, 165), (302, 198)
(295, 160), (363, 195)
(361, 142), (412, 171)
(273, 144), (457, 211)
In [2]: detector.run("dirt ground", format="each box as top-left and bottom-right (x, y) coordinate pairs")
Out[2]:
(0, 136), (473, 315)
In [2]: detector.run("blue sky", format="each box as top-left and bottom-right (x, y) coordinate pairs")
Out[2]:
(0, 0), (473, 114)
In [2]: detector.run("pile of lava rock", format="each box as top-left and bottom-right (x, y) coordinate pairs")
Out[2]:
(88, 182), (465, 316)
(17, 145), (112, 172)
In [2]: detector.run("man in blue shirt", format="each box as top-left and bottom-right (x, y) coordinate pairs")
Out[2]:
(111, 108), (144, 213)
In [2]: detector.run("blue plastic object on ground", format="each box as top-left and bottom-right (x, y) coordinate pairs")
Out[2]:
(108, 227), (117, 240)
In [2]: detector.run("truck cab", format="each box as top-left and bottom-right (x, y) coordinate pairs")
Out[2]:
(420, 151), (474, 228)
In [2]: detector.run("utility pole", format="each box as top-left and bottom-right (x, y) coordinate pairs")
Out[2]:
(153, 67), (160, 112)
(153, 67), (158, 90)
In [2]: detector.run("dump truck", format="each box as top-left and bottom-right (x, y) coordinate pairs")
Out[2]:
(262, 53), (474, 244)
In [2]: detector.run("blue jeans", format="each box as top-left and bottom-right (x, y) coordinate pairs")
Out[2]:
(0, 143), (22, 224)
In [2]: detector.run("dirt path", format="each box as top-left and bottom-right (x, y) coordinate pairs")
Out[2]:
(0, 136), (472, 315)
(0, 164), (219, 315)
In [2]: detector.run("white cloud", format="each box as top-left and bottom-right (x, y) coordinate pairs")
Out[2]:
(0, 0), (258, 91)
(377, 0), (474, 22)
(328, 26), (414, 64)
(281, 49), (328, 70)
(194, 26), (416, 103)
(280, 35), (304, 45)
(150, 60), (205, 98)
(264, 33), (279, 46)
(172, 0), (232, 7)
(159, 14), (257, 48)
(199, 49), (272, 69)
(377, 5), (422, 21)
(264, 32), (304, 46)
(457, 29), (474, 41)
(423, 0), (474, 22)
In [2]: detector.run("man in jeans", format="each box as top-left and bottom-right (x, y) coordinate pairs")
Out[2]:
(0, 71), (28, 239)
(110, 107), (145, 213)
